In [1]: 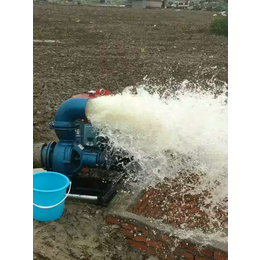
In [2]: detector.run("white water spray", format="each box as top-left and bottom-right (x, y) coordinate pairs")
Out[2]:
(86, 82), (228, 219)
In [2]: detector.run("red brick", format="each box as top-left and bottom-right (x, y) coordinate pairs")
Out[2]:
(149, 195), (166, 218)
(134, 236), (163, 249)
(137, 198), (150, 214)
(153, 208), (165, 219)
(141, 203), (154, 216)
(136, 228), (149, 236)
(149, 206), (160, 218)
(122, 229), (134, 239)
(199, 249), (214, 258)
(214, 251), (228, 260)
(128, 239), (159, 257)
(136, 188), (157, 213)
(132, 189), (154, 214)
(180, 243), (197, 252)
(121, 223), (136, 231)
(146, 240), (163, 249)
(128, 239), (147, 252)
(173, 248), (195, 260)
(140, 191), (159, 217)
(121, 223), (149, 236)
(132, 193), (148, 212)
(106, 217), (120, 225)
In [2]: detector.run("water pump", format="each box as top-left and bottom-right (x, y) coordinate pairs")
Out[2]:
(41, 89), (113, 178)
(34, 89), (134, 205)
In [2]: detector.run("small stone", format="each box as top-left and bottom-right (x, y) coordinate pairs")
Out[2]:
(111, 224), (120, 229)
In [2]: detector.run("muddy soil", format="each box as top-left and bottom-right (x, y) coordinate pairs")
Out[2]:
(33, 4), (227, 142)
(34, 201), (150, 260)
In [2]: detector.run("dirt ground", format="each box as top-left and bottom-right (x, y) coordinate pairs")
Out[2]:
(34, 201), (149, 260)
(33, 4), (228, 260)
(33, 4), (227, 143)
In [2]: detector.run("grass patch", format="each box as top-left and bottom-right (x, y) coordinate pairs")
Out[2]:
(210, 16), (228, 37)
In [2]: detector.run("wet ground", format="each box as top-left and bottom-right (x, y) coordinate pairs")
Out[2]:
(33, 201), (148, 260)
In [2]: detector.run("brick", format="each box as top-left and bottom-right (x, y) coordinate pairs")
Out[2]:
(132, 190), (149, 213)
(146, 240), (163, 249)
(136, 228), (149, 237)
(132, 188), (155, 214)
(128, 239), (147, 252)
(121, 223), (149, 236)
(134, 236), (163, 249)
(149, 195), (166, 218)
(121, 223), (136, 231)
(132, 195), (147, 213)
(141, 203), (154, 216)
(106, 217), (120, 225)
(214, 251), (228, 260)
(122, 229), (134, 239)
(173, 248), (195, 260)
(180, 243), (197, 252)
(149, 206), (160, 218)
(153, 208), (165, 219)
(128, 239), (159, 257)
(199, 249), (214, 258)
(132, 193), (147, 211)
(137, 198), (150, 214)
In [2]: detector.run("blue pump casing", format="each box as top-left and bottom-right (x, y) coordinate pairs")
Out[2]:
(41, 98), (111, 178)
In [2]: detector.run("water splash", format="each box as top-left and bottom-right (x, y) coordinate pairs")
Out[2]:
(86, 80), (228, 230)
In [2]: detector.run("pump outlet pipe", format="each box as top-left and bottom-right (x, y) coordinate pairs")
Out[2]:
(34, 92), (112, 178)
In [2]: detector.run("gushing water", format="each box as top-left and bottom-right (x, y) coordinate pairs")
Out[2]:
(86, 81), (228, 234)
